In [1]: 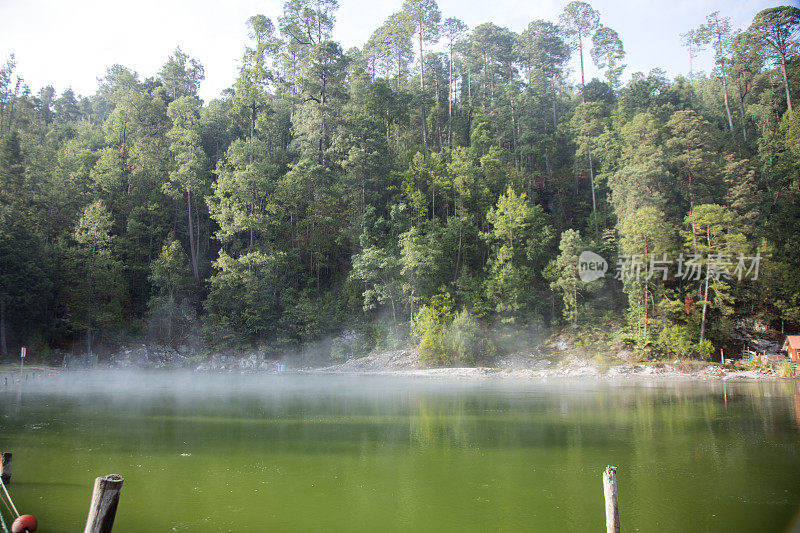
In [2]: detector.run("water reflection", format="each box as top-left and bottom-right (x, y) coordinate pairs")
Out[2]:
(793, 382), (800, 433)
(0, 374), (799, 532)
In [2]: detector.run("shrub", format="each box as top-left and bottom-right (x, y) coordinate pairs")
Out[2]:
(778, 360), (794, 377)
(696, 339), (715, 360)
(413, 294), (455, 365)
(656, 324), (694, 358)
(655, 324), (714, 360)
(413, 294), (484, 366)
(450, 309), (480, 365)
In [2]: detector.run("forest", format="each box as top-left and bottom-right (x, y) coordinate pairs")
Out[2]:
(0, 2), (798, 365)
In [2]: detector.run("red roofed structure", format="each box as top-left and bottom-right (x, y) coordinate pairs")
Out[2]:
(783, 336), (800, 365)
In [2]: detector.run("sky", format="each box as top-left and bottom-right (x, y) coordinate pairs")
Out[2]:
(0, 0), (787, 103)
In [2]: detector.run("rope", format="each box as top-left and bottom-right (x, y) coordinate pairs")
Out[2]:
(0, 494), (12, 520)
(0, 488), (10, 533)
(0, 503), (8, 533)
(0, 478), (18, 518)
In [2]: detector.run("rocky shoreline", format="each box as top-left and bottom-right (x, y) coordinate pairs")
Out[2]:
(83, 343), (786, 381)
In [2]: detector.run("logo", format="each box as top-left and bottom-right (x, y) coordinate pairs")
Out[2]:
(578, 251), (608, 282)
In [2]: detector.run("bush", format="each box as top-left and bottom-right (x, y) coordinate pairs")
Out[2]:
(655, 324), (714, 360)
(450, 309), (480, 365)
(413, 294), (454, 365)
(413, 294), (484, 366)
(778, 360), (794, 377)
(696, 339), (715, 360)
(656, 324), (694, 358)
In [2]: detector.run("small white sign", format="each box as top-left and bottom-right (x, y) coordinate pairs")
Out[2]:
(20, 347), (26, 359)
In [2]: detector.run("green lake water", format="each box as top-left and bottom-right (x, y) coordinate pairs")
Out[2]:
(1, 372), (800, 532)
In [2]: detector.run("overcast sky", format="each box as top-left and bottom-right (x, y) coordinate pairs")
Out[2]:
(0, 0), (785, 103)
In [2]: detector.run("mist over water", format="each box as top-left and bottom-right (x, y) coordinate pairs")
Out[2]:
(2, 372), (800, 531)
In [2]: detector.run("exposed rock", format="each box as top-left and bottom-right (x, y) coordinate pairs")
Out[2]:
(107, 344), (194, 369)
(317, 349), (421, 372)
(547, 337), (570, 351)
(732, 318), (783, 355)
(495, 351), (552, 370)
(78, 337), (789, 382)
(195, 351), (285, 373)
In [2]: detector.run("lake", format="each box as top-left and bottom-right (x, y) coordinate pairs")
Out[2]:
(1, 372), (799, 532)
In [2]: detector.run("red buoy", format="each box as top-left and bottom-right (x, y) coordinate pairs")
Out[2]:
(11, 514), (37, 532)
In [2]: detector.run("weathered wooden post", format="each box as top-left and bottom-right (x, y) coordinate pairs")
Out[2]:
(0, 452), (11, 484)
(603, 465), (620, 533)
(84, 474), (124, 533)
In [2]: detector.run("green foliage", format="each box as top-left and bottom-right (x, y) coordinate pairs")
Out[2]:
(655, 324), (701, 358)
(63, 201), (125, 353)
(147, 236), (196, 344)
(1, 3), (798, 364)
(591, 26), (626, 90)
(449, 308), (481, 364)
(412, 293), (483, 366)
(484, 186), (553, 323)
(546, 229), (590, 327)
(696, 339), (715, 361)
(412, 293), (455, 364)
(203, 250), (296, 348)
(778, 359), (794, 377)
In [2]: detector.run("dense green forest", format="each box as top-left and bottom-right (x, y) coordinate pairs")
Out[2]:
(0, 2), (798, 364)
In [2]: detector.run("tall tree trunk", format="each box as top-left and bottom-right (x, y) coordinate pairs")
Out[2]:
(194, 192), (201, 271)
(642, 285), (648, 340)
(431, 171), (435, 219)
(434, 72), (443, 150)
(0, 299), (7, 359)
(410, 287), (415, 324)
(482, 53), (488, 107)
(588, 151), (598, 237)
(699, 262), (710, 345)
(736, 85), (747, 142)
(467, 63), (472, 108)
(419, 29), (428, 152)
(187, 189), (199, 280)
(448, 48), (453, 147)
(167, 294), (174, 343)
(699, 227), (711, 345)
(781, 55), (793, 112)
(250, 103), (256, 140)
(545, 146), (552, 183)
(454, 220), (462, 282)
(510, 98), (518, 169)
(551, 77), (558, 128)
(321, 70), (327, 165)
(688, 171), (698, 252)
(721, 71), (735, 134)
(389, 296), (398, 334)
(578, 33), (586, 101)
(572, 283), (578, 327)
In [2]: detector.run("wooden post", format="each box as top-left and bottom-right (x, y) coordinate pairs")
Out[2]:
(603, 465), (620, 533)
(0, 452), (11, 484)
(84, 474), (124, 533)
